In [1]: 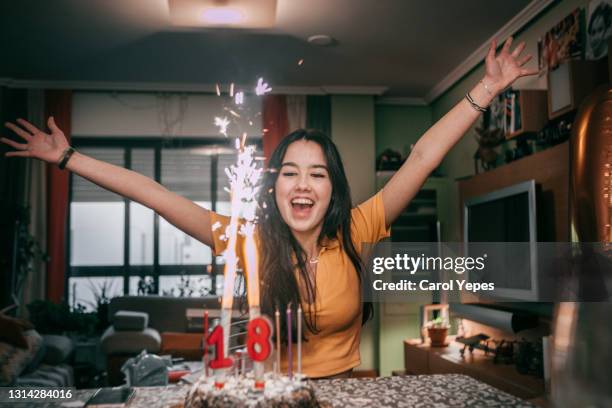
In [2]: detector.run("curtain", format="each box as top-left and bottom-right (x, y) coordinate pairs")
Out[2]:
(45, 90), (72, 303)
(306, 95), (332, 138)
(262, 95), (288, 165)
(286, 95), (306, 133)
(21, 90), (47, 313)
(0, 87), (28, 311)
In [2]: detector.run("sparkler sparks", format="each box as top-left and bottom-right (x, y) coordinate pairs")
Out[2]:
(213, 77), (270, 356)
(255, 77), (272, 96)
(219, 140), (263, 353)
(235, 91), (244, 105)
(214, 116), (230, 136)
(227, 109), (241, 118)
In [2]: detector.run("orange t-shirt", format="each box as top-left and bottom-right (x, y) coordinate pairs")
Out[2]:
(209, 191), (390, 377)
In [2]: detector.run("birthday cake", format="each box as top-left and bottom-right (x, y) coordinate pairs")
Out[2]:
(184, 373), (321, 408)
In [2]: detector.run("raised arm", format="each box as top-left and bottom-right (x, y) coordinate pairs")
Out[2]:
(2, 117), (215, 247)
(381, 37), (537, 226)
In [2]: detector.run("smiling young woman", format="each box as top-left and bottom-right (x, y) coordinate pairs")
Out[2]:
(1, 38), (536, 379)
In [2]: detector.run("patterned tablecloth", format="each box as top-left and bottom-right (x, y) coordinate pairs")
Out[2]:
(2, 374), (536, 408)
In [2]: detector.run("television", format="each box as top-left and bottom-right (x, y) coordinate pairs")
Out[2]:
(463, 180), (539, 301)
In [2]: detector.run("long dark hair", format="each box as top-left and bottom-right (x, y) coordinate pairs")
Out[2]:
(256, 129), (373, 341)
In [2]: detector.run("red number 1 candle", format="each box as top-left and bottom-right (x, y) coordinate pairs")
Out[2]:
(207, 325), (233, 370)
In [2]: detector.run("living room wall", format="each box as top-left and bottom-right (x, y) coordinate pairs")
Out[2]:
(72, 92), (262, 138)
(431, 0), (589, 241)
(330, 94), (379, 373)
(375, 104), (433, 158)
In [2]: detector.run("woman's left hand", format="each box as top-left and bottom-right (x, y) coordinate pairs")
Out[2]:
(483, 37), (538, 95)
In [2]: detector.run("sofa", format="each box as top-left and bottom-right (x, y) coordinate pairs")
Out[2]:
(0, 313), (74, 387)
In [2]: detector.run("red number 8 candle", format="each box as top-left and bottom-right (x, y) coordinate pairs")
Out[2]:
(247, 316), (272, 388)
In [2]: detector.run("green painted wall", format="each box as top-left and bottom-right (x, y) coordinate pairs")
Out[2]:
(375, 105), (433, 157)
(431, 0), (589, 240)
(330, 95), (378, 372)
(331, 95), (376, 205)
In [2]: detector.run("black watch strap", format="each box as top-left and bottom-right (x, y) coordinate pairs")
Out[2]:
(58, 147), (75, 170)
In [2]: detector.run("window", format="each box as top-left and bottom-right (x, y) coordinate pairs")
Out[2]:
(68, 138), (249, 310)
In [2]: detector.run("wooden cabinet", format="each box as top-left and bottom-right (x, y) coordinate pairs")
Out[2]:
(506, 90), (548, 139)
(458, 141), (569, 242)
(404, 338), (545, 400)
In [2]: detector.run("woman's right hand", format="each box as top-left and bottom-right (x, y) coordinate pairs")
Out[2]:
(1, 117), (69, 164)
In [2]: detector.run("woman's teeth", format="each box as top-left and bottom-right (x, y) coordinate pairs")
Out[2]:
(291, 198), (314, 209)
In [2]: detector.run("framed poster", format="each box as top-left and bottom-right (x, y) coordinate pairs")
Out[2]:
(537, 8), (583, 75)
(586, 0), (612, 60)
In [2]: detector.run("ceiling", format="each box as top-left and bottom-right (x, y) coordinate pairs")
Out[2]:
(0, 0), (536, 99)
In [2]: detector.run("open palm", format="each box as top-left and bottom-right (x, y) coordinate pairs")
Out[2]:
(484, 37), (538, 94)
(1, 117), (69, 164)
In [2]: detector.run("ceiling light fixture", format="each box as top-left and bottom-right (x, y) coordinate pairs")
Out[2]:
(201, 7), (244, 24)
(169, 0), (277, 28)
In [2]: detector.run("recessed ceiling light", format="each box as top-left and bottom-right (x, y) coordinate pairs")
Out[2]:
(201, 7), (244, 24)
(169, 0), (277, 28)
(307, 34), (337, 47)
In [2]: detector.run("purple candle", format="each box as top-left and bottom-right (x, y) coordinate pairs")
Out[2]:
(287, 304), (293, 378)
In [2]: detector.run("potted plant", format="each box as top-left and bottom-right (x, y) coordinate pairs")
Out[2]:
(426, 316), (449, 347)
(26, 300), (98, 336)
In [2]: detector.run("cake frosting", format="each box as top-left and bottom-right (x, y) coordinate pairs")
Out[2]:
(184, 372), (321, 408)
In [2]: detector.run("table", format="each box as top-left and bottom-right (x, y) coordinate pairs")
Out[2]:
(5, 374), (535, 407)
(404, 339), (545, 400)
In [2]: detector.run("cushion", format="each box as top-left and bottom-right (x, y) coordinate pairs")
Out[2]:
(41, 335), (74, 365)
(23, 339), (47, 374)
(113, 310), (149, 331)
(0, 330), (43, 385)
(15, 364), (74, 387)
(100, 326), (161, 355)
(0, 313), (34, 348)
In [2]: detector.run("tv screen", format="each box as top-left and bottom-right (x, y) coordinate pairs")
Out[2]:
(467, 191), (531, 242)
(464, 180), (538, 299)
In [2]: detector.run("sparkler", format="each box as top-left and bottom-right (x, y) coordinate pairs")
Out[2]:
(215, 78), (268, 383)
(219, 142), (262, 355)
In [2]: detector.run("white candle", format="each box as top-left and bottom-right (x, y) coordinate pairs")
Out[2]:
(275, 308), (281, 375)
(297, 304), (302, 375)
